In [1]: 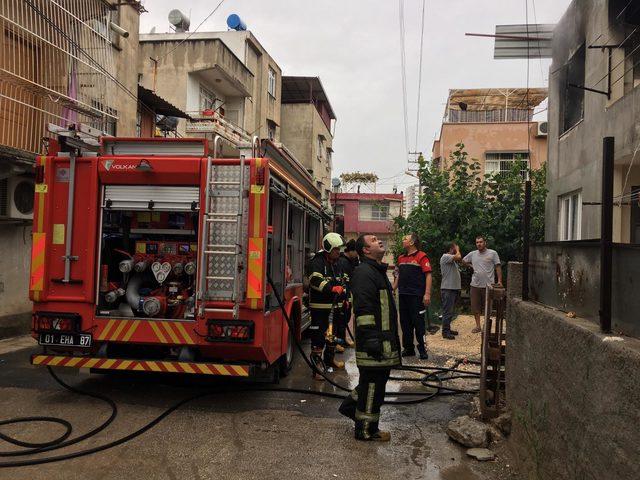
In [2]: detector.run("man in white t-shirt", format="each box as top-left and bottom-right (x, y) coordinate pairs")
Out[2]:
(462, 236), (502, 333)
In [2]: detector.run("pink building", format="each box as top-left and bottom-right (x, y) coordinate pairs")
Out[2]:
(331, 192), (403, 265)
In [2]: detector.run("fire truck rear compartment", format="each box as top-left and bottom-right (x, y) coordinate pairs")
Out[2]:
(96, 186), (200, 321)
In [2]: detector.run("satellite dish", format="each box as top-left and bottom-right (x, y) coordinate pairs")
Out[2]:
(168, 9), (190, 32)
(331, 178), (341, 187)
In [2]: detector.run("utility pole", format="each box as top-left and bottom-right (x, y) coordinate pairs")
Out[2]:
(522, 180), (531, 301)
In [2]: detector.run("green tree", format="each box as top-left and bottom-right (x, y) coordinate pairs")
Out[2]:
(393, 143), (546, 287)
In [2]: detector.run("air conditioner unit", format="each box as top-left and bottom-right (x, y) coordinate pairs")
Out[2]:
(536, 121), (549, 137)
(0, 175), (35, 220)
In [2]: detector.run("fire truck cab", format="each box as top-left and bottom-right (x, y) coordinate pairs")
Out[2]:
(29, 135), (325, 379)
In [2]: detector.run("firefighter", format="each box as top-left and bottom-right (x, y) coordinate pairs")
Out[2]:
(335, 239), (359, 350)
(338, 233), (400, 442)
(308, 232), (347, 380)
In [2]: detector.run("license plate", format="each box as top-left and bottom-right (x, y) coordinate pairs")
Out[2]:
(39, 332), (92, 348)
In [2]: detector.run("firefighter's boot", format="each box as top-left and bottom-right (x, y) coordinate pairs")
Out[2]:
(310, 347), (325, 381)
(324, 344), (345, 370)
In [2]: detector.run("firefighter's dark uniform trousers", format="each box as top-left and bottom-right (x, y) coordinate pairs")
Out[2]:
(338, 257), (401, 439)
(308, 252), (343, 363)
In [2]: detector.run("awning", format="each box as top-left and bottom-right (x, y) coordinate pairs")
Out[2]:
(281, 76), (336, 120)
(138, 85), (191, 119)
(447, 88), (548, 111)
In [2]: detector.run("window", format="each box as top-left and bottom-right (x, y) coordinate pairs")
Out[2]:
(199, 85), (216, 112)
(268, 67), (276, 98)
(317, 136), (325, 159)
(558, 191), (582, 241)
(359, 202), (390, 221)
(485, 152), (530, 179)
(560, 44), (586, 134)
(334, 204), (344, 216)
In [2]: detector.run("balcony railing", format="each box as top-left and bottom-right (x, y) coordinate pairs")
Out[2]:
(445, 108), (533, 123)
(185, 110), (250, 145)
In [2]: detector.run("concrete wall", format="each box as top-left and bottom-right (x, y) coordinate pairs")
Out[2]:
(139, 31), (281, 144)
(507, 297), (640, 480)
(547, 0), (640, 242)
(280, 103), (333, 200)
(0, 225), (32, 337)
(432, 122), (547, 173)
(111, 3), (141, 136)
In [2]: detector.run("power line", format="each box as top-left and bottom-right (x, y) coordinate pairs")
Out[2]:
(398, 0), (410, 160)
(530, 0), (545, 81)
(414, 0), (427, 152)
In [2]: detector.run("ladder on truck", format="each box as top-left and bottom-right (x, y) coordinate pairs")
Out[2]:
(198, 143), (251, 319)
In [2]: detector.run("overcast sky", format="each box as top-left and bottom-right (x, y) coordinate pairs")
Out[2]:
(140, 0), (572, 192)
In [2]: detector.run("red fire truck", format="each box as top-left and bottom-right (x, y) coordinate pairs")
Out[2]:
(29, 133), (324, 379)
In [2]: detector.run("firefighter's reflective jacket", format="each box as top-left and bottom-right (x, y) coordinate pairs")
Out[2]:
(351, 257), (401, 368)
(308, 251), (342, 310)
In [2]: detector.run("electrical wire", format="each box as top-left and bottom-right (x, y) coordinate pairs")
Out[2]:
(414, 0), (427, 152)
(398, 0), (410, 161)
(530, 0), (545, 81)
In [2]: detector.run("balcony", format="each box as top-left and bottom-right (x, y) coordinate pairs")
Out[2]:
(185, 109), (250, 146)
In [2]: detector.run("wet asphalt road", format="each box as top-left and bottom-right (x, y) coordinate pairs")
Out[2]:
(0, 336), (515, 480)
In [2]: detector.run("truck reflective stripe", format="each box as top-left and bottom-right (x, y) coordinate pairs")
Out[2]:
(247, 237), (264, 301)
(160, 321), (180, 344)
(121, 320), (141, 342)
(29, 233), (46, 292)
(173, 322), (195, 344)
(97, 319), (116, 340)
(149, 321), (168, 343)
(110, 319), (129, 341)
(31, 355), (252, 376)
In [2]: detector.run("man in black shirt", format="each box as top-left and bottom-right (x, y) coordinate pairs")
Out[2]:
(338, 234), (400, 442)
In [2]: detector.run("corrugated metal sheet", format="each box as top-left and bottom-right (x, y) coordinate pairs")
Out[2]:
(494, 24), (554, 59)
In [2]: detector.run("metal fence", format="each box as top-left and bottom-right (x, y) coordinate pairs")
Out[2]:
(0, 0), (117, 154)
(529, 241), (640, 338)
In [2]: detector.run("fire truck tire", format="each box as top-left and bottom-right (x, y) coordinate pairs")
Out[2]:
(278, 326), (296, 377)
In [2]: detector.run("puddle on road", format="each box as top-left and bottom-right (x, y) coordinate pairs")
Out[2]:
(439, 464), (481, 480)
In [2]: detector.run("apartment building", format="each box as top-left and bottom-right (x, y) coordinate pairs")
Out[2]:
(546, 0), (640, 243)
(432, 88), (548, 178)
(404, 184), (420, 217)
(138, 29), (282, 155)
(280, 76), (336, 204)
(0, 0), (143, 335)
(332, 192), (403, 265)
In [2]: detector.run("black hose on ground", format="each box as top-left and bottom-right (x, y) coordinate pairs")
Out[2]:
(0, 280), (480, 468)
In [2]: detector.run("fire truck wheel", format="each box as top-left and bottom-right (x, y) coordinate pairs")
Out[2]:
(278, 326), (295, 377)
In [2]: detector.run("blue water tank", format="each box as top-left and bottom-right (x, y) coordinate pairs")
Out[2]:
(227, 14), (247, 31)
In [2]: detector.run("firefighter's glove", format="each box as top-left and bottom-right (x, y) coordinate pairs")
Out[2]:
(331, 285), (345, 296)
